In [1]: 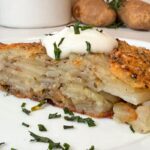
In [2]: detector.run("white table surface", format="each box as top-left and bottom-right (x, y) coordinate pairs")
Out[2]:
(0, 25), (149, 43)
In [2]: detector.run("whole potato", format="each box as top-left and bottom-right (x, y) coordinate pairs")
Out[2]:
(72, 0), (117, 26)
(118, 0), (150, 30)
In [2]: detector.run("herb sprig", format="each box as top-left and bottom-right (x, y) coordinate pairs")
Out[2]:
(107, 0), (122, 11)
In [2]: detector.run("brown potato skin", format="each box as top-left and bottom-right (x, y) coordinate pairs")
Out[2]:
(118, 0), (150, 30)
(72, 0), (116, 26)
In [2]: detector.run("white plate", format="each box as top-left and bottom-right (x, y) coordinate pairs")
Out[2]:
(0, 38), (150, 150)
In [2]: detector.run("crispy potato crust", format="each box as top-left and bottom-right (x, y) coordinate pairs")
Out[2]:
(110, 40), (150, 89)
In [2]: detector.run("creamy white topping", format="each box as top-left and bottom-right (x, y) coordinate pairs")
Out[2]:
(42, 27), (118, 59)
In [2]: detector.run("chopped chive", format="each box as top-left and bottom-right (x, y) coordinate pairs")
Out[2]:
(31, 100), (47, 111)
(63, 107), (74, 116)
(58, 37), (65, 46)
(21, 102), (26, 107)
(88, 145), (95, 150)
(22, 108), (31, 115)
(63, 143), (70, 150)
(63, 125), (74, 129)
(29, 131), (70, 150)
(64, 116), (96, 127)
(0, 142), (5, 146)
(11, 148), (17, 150)
(48, 113), (61, 119)
(54, 43), (62, 60)
(80, 25), (93, 31)
(22, 122), (30, 128)
(129, 125), (135, 133)
(38, 124), (47, 132)
(73, 22), (80, 34)
(86, 41), (91, 53)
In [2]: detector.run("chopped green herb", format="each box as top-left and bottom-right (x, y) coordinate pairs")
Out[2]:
(54, 43), (62, 60)
(64, 116), (96, 127)
(86, 41), (91, 53)
(80, 25), (93, 31)
(107, 0), (122, 11)
(63, 125), (74, 129)
(38, 124), (47, 132)
(58, 37), (65, 46)
(129, 125), (135, 133)
(22, 108), (31, 115)
(63, 143), (70, 150)
(22, 122), (30, 128)
(73, 22), (80, 34)
(31, 100), (47, 111)
(29, 131), (70, 150)
(30, 131), (53, 143)
(63, 107), (74, 116)
(11, 148), (17, 150)
(48, 113), (61, 119)
(88, 145), (95, 150)
(0, 142), (5, 146)
(73, 22), (93, 34)
(21, 102), (26, 107)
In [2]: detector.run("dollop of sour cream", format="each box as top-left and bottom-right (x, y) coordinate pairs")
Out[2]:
(42, 27), (118, 59)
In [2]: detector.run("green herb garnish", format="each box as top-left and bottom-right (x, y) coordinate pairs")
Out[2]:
(73, 22), (80, 34)
(22, 122), (30, 128)
(80, 25), (93, 31)
(88, 145), (95, 150)
(0, 142), (5, 146)
(63, 108), (74, 116)
(21, 102), (26, 107)
(31, 100), (47, 111)
(48, 113), (61, 119)
(21, 102), (31, 115)
(63, 125), (74, 129)
(86, 41), (91, 53)
(64, 116), (96, 127)
(54, 43), (62, 60)
(129, 125), (135, 133)
(29, 131), (70, 150)
(11, 148), (17, 150)
(38, 124), (47, 132)
(73, 22), (93, 34)
(107, 0), (122, 11)
(22, 108), (31, 115)
(58, 37), (65, 46)
(63, 143), (70, 150)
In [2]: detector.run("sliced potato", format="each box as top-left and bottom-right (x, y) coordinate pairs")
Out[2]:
(118, 0), (150, 30)
(72, 0), (116, 26)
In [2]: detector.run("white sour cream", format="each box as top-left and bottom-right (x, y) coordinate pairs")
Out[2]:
(42, 27), (118, 59)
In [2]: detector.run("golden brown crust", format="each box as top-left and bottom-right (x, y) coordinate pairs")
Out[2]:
(0, 42), (46, 57)
(110, 40), (150, 89)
